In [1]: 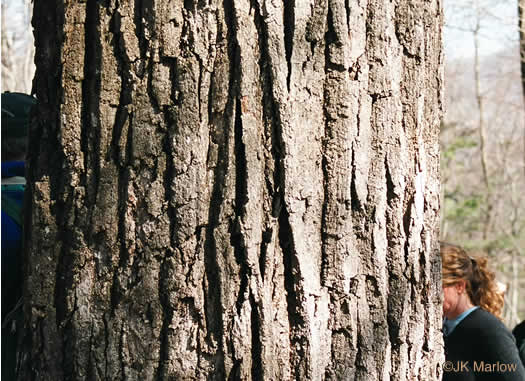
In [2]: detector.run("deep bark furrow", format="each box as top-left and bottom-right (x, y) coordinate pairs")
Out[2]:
(257, 4), (281, 295)
(162, 108), (178, 251)
(103, 314), (110, 379)
(258, 228), (271, 280)
(283, 0), (295, 92)
(81, 0), (102, 239)
(320, 16), (330, 287)
(233, 98), (249, 316)
(350, 149), (362, 213)
(157, 259), (174, 380)
(117, 126), (134, 260)
(206, 1), (241, 375)
(321, 0), (337, 290)
(157, 102), (177, 378)
(193, 54), (205, 123)
(319, 156), (330, 288)
(133, 0), (149, 64)
(86, 323), (95, 380)
(55, 243), (75, 379)
(278, 206), (308, 379)
(249, 294), (263, 381)
(110, 2), (136, 322)
(233, 98), (248, 219)
(118, 324), (125, 380)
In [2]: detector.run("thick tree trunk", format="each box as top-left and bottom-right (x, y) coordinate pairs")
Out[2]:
(21, 0), (444, 380)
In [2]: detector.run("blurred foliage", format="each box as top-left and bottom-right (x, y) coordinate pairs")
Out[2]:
(444, 192), (482, 228)
(442, 137), (478, 161)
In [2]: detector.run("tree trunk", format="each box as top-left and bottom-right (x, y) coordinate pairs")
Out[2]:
(0, 0), (35, 93)
(518, 0), (525, 97)
(21, 0), (444, 380)
(472, 1), (491, 240)
(519, 0), (525, 175)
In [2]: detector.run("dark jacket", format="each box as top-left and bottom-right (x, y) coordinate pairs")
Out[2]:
(513, 320), (525, 366)
(443, 308), (525, 380)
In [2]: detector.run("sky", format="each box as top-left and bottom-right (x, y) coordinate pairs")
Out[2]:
(444, 0), (520, 59)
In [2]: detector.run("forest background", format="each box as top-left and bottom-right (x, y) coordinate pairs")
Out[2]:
(2, 0), (524, 326)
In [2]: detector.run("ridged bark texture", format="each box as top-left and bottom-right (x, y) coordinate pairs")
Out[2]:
(21, 0), (444, 380)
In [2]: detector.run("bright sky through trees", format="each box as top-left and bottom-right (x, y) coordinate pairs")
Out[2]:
(444, 0), (519, 59)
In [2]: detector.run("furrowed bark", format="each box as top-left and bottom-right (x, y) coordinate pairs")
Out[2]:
(21, 1), (444, 380)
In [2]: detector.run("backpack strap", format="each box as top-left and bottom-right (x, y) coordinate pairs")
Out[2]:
(1, 193), (23, 227)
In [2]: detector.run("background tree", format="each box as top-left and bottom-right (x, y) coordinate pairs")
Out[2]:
(1, 0), (34, 93)
(442, 0), (525, 326)
(519, 0), (525, 173)
(518, 0), (525, 101)
(19, 0), (444, 380)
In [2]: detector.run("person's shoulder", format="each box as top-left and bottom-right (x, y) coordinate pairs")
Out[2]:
(463, 307), (502, 326)
(458, 308), (510, 337)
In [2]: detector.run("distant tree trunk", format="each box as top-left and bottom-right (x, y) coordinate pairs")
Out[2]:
(20, 0), (444, 380)
(519, 0), (525, 174)
(518, 0), (525, 97)
(472, 1), (492, 239)
(0, 0), (34, 93)
(21, 0), (35, 93)
(1, 2), (19, 92)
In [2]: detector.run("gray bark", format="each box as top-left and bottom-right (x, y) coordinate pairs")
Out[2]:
(20, 0), (444, 380)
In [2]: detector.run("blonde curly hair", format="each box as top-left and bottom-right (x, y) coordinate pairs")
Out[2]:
(440, 242), (504, 319)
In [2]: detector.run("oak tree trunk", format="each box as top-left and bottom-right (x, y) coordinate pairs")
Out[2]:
(20, 0), (444, 380)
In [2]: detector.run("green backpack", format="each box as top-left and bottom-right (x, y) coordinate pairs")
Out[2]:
(2, 92), (36, 161)
(1, 184), (24, 226)
(1, 92), (36, 138)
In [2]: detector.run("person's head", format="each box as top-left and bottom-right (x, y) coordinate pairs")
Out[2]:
(1, 92), (36, 161)
(441, 242), (504, 320)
